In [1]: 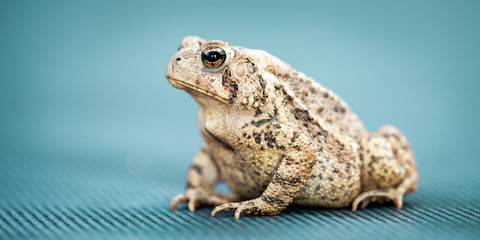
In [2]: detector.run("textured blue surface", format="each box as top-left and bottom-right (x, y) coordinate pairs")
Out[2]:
(1, 1), (479, 239)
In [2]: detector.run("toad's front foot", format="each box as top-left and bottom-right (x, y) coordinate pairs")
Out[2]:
(171, 188), (238, 213)
(211, 197), (282, 219)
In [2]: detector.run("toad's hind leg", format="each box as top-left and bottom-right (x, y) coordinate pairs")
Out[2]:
(352, 125), (418, 211)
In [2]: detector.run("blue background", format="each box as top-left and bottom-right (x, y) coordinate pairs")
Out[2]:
(1, 1), (479, 239)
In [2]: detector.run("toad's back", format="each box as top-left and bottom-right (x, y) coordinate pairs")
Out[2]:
(280, 71), (367, 141)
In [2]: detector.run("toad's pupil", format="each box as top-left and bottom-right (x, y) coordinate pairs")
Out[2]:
(204, 50), (224, 62)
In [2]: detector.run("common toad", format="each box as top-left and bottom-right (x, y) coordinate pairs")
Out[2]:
(166, 36), (417, 219)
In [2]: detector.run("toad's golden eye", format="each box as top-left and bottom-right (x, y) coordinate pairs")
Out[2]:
(201, 46), (226, 68)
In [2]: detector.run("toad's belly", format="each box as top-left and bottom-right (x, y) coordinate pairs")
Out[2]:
(293, 161), (362, 208)
(210, 138), (362, 207)
(212, 146), (283, 199)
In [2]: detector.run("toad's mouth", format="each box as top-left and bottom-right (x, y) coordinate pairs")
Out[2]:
(168, 78), (229, 103)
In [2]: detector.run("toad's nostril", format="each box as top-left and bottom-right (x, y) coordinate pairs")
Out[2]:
(176, 57), (181, 61)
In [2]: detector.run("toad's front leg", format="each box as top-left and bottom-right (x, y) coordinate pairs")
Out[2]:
(171, 144), (238, 212)
(212, 128), (320, 219)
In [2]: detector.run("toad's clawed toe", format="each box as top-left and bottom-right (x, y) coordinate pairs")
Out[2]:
(212, 202), (253, 219)
(171, 189), (238, 212)
(211, 198), (280, 219)
(352, 189), (399, 211)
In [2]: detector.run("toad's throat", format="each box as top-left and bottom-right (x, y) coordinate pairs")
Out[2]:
(168, 78), (228, 103)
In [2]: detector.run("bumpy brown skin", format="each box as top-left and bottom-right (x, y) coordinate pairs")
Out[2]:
(167, 36), (417, 219)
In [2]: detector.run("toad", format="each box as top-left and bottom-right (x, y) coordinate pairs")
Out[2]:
(166, 36), (417, 219)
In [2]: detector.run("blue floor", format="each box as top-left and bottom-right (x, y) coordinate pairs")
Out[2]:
(0, 147), (479, 239)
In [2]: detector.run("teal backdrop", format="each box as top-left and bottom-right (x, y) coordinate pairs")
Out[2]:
(0, 1), (479, 239)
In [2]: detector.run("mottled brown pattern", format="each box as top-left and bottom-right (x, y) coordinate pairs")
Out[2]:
(167, 36), (418, 219)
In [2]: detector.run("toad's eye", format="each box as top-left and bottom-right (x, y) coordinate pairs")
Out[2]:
(201, 46), (226, 68)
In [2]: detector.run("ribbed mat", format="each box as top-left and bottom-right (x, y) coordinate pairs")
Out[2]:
(1, 149), (479, 240)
